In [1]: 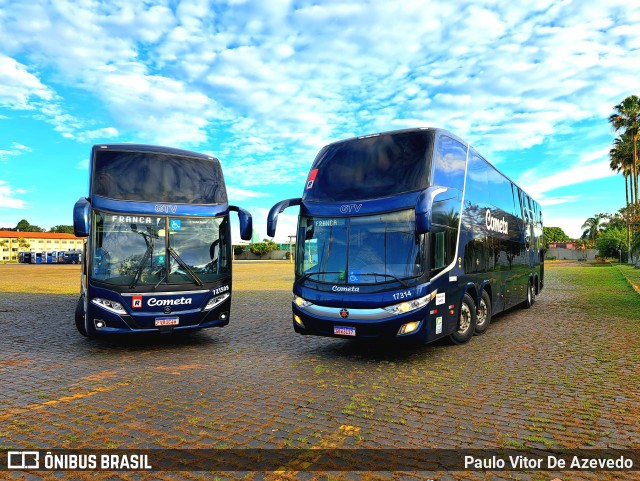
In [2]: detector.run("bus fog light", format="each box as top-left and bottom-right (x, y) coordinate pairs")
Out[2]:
(398, 320), (422, 336)
(204, 293), (230, 311)
(294, 315), (305, 327)
(95, 320), (106, 329)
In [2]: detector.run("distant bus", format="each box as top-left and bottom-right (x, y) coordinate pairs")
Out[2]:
(268, 128), (543, 344)
(63, 251), (81, 264)
(19, 252), (32, 263)
(46, 251), (57, 263)
(73, 144), (252, 337)
(30, 251), (43, 264)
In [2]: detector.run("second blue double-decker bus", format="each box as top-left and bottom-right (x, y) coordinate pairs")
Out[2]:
(73, 144), (252, 338)
(268, 128), (543, 344)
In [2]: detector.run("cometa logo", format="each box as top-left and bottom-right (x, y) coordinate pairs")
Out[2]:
(147, 297), (193, 307)
(485, 209), (509, 235)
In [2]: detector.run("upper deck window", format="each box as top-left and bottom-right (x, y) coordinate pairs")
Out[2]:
(303, 130), (434, 202)
(92, 150), (227, 204)
(432, 135), (467, 191)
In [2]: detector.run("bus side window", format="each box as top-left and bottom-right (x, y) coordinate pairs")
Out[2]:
(434, 231), (445, 270)
(433, 135), (467, 191)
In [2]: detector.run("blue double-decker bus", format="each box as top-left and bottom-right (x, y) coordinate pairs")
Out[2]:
(268, 128), (543, 344)
(73, 144), (252, 337)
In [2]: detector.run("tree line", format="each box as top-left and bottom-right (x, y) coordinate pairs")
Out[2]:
(0, 219), (74, 234)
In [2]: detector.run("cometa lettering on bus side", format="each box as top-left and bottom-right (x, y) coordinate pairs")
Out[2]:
(485, 209), (509, 235)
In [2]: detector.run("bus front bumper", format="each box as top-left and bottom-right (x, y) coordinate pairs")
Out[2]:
(85, 297), (231, 335)
(291, 303), (434, 342)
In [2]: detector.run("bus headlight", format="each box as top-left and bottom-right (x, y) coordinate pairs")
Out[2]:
(292, 294), (313, 308)
(383, 293), (434, 316)
(204, 293), (230, 311)
(91, 297), (127, 315)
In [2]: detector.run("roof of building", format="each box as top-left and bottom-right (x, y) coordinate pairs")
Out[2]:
(0, 231), (83, 240)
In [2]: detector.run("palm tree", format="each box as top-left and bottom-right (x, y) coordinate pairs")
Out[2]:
(581, 216), (603, 244)
(631, 231), (640, 263)
(610, 130), (636, 206)
(609, 95), (640, 206)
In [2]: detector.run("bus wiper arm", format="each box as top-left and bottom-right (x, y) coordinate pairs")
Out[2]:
(129, 226), (158, 289)
(168, 247), (203, 287)
(298, 271), (344, 283)
(358, 272), (410, 288)
(130, 244), (154, 289)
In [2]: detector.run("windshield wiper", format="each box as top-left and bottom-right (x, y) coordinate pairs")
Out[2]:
(130, 227), (158, 289)
(357, 272), (410, 288)
(298, 271), (344, 283)
(168, 247), (203, 287)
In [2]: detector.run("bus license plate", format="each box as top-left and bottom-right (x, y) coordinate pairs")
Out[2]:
(155, 317), (179, 326)
(334, 326), (356, 337)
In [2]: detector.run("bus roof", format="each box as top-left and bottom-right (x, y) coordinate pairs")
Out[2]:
(91, 144), (219, 163)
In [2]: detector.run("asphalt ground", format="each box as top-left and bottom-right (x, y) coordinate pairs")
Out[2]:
(0, 262), (638, 481)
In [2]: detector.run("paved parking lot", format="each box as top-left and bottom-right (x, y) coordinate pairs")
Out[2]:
(0, 264), (638, 480)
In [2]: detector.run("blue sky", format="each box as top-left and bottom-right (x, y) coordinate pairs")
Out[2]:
(1, 0), (638, 242)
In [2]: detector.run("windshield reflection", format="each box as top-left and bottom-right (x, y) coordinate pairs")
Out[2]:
(296, 210), (424, 285)
(91, 211), (229, 286)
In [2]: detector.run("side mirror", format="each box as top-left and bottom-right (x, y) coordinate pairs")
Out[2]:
(415, 186), (448, 234)
(267, 198), (301, 237)
(229, 205), (253, 241)
(73, 197), (91, 237)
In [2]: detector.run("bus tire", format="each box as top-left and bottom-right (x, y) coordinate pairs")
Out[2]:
(475, 290), (491, 335)
(524, 281), (535, 309)
(450, 292), (476, 345)
(75, 296), (88, 337)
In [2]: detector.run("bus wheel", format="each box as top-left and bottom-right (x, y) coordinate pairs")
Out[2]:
(450, 293), (476, 345)
(475, 291), (491, 335)
(524, 281), (536, 309)
(75, 296), (88, 337)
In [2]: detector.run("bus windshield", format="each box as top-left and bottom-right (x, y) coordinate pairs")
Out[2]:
(296, 210), (424, 285)
(92, 150), (227, 204)
(91, 211), (229, 286)
(303, 130), (433, 202)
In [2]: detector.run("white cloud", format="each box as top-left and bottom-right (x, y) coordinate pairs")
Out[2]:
(0, 142), (31, 161)
(520, 146), (615, 200)
(0, 55), (52, 109)
(75, 127), (120, 143)
(0, 180), (28, 209)
(226, 186), (268, 201)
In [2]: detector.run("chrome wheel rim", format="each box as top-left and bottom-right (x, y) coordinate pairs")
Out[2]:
(459, 303), (471, 333)
(477, 299), (487, 327)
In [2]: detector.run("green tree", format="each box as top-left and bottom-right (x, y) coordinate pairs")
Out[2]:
(609, 95), (640, 205)
(580, 216), (604, 244)
(49, 225), (74, 234)
(543, 226), (570, 247)
(249, 239), (278, 257)
(17, 238), (30, 250)
(596, 227), (628, 262)
(15, 219), (44, 232)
